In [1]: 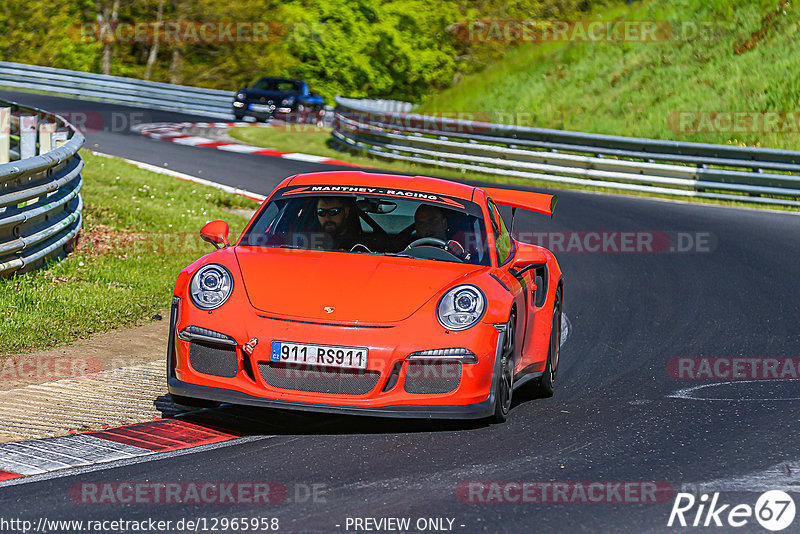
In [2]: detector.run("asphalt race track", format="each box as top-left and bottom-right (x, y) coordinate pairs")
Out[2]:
(1, 90), (799, 533)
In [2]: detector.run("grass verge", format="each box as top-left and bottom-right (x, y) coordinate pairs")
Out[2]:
(0, 151), (258, 356)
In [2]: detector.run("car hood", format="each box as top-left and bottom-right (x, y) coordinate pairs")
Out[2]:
(234, 247), (484, 323)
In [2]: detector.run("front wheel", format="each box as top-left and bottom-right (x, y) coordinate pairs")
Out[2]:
(491, 313), (516, 423)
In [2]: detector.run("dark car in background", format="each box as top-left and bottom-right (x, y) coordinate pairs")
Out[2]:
(233, 77), (325, 124)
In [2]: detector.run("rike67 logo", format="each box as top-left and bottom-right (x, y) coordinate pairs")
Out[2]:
(668, 490), (796, 531)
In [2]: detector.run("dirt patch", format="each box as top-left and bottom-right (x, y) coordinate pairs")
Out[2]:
(734, 3), (786, 55)
(74, 223), (145, 258)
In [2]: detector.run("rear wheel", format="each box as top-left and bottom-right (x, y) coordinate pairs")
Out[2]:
(169, 393), (220, 409)
(532, 292), (561, 397)
(491, 312), (516, 423)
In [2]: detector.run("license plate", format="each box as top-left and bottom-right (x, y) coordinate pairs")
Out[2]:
(270, 341), (368, 370)
(249, 103), (273, 112)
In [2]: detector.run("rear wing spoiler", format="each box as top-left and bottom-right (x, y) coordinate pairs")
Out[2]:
(482, 187), (557, 217)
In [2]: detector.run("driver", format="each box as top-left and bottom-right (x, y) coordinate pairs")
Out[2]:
(412, 204), (471, 260)
(414, 204), (449, 241)
(315, 196), (365, 251)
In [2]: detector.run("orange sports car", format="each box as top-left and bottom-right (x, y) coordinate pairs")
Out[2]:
(167, 171), (563, 422)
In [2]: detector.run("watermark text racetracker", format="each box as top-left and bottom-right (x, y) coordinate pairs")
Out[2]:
(52, 110), (152, 134)
(667, 357), (800, 380)
(669, 110), (800, 135)
(110, 230), (717, 256)
(451, 20), (743, 43)
(511, 231), (716, 254)
(457, 481), (674, 503)
(69, 481), (326, 505)
(71, 21), (281, 44)
(0, 356), (103, 381)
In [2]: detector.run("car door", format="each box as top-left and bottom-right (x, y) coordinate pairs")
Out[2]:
(486, 198), (532, 373)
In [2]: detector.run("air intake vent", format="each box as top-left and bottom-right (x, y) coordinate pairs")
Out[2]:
(259, 362), (380, 395)
(404, 361), (461, 394)
(189, 342), (238, 378)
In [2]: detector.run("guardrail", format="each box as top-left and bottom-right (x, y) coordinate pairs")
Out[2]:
(0, 61), (234, 119)
(0, 98), (84, 277)
(332, 97), (800, 207)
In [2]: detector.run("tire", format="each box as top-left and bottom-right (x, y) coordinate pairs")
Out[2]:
(532, 292), (561, 398)
(169, 393), (220, 409)
(491, 312), (516, 423)
(234, 113), (245, 121)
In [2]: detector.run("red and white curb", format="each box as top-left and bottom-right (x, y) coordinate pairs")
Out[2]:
(0, 419), (239, 483)
(132, 122), (361, 167)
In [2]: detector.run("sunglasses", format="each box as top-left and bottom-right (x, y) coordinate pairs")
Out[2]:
(316, 207), (343, 217)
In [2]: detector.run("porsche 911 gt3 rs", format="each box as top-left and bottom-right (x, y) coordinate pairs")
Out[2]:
(168, 171), (563, 422)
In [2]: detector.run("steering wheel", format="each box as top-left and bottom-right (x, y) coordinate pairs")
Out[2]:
(350, 243), (374, 253)
(405, 237), (447, 250)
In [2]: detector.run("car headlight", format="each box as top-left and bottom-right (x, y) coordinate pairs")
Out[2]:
(437, 285), (486, 331)
(281, 97), (295, 106)
(190, 264), (233, 310)
(236, 92), (246, 100)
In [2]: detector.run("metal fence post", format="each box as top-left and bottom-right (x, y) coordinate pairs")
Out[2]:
(19, 114), (37, 159)
(0, 108), (9, 164)
(38, 122), (55, 154)
(52, 130), (68, 148)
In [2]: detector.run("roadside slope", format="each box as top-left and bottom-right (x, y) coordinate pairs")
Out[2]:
(421, 0), (800, 150)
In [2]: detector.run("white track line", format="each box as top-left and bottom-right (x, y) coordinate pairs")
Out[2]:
(667, 379), (800, 402)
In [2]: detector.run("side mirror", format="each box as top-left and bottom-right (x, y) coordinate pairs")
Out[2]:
(509, 248), (547, 277)
(200, 220), (230, 249)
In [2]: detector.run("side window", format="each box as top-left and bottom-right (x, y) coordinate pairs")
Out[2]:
(487, 199), (512, 265)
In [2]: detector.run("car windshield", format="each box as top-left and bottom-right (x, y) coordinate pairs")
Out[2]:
(239, 191), (491, 265)
(251, 78), (302, 94)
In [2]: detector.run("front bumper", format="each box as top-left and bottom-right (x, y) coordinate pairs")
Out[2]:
(167, 297), (503, 420)
(168, 375), (496, 419)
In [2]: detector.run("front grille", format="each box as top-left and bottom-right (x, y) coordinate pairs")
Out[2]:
(259, 362), (380, 395)
(404, 361), (462, 394)
(189, 342), (238, 378)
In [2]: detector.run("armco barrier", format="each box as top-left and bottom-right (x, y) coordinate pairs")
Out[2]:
(0, 99), (84, 277)
(0, 62), (338, 122)
(332, 97), (800, 207)
(0, 61), (234, 118)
